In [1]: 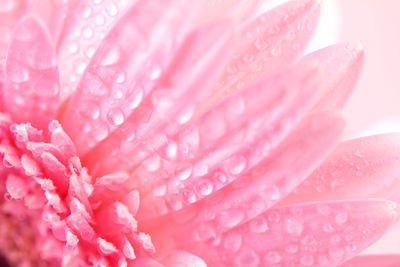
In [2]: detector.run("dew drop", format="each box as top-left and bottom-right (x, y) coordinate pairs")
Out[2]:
(116, 72), (126, 84)
(225, 156), (246, 175)
(182, 190), (196, 204)
(149, 65), (161, 80)
(176, 167), (192, 181)
(106, 3), (118, 16)
(176, 105), (194, 124)
(224, 232), (242, 252)
(255, 38), (268, 51)
(196, 179), (213, 196)
(249, 217), (268, 233)
(268, 212), (280, 223)
(194, 162), (208, 177)
(95, 15), (105, 25)
(271, 47), (281, 56)
(335, 212), (348, 225)
(286, 217), (304, 236)
(69, 44), (78, 54)
(79, 101), (100, 119)
(265, 251), (281, 263)
(153, 184), (166, 197)
(83, 27), (94, 38)
(235, 248), (259, 267)
(128, 90), (143, 110)
(10, 67), (29, 83)
(81, 7), (92, 18)
(194, 224), (216, 242)
(107, 109), (125, 126)
(218, 210), (245, 228)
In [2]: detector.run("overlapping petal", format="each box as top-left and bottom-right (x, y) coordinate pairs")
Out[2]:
(0, 0), (395, 266)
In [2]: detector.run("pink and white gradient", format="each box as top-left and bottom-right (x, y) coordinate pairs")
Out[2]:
(0, 0), (399, 266)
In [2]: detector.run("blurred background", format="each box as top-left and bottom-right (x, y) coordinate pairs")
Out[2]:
(337, 0), (400, 255)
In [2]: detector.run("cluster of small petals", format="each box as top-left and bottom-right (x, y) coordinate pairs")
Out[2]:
(0, 116), (152, 266)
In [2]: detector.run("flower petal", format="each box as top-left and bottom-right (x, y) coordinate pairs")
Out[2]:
(3, 16), (59, 129)
(201, 0), (322, 112)
(341, 254), (400, 267)
(62, 0), (203, 156)
(279, 133), (400, 206)
(306, 42), (365, 110)
(57, 0), (138, 102)
(147, 110), (344, 246)
(180, 200), (397, 267)
(80, 21), (234, 174)
(137, 63), (328, 220)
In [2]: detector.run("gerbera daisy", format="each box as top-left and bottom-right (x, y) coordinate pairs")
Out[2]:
(0, 0), (398, 266)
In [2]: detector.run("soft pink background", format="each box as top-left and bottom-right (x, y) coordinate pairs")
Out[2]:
(338, 0), (400, 254)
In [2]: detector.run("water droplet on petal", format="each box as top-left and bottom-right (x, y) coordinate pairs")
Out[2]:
(335, 212), (348, 225)
(196, 179), (213, 196)
(107, 109), (125, 126)
(218, 209), (245, 228)
(265, 251), (281, 263)
(286, 217), (304, 235)
(224, 232), (242, 252)
(235, 248), (259, 267)
(249, 217), (268, 233)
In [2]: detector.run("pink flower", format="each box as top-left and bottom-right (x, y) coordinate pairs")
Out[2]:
(0, 0), (398, 266)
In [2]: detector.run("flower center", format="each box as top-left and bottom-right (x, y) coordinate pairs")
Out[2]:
(0, 113), (154, 266)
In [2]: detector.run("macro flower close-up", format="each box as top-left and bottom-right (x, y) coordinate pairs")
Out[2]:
(0, 0), (399, 266)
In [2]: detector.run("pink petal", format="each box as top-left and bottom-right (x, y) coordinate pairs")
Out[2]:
(147, 110), (344, 245)
(80, 21), (234, 174)
(179, 200), (397, 267)
(57, 0), (138, 102)
(341, 254), (400, 267)
(305, 41), (365, 110)
(136, 63), (329, 220)
(3, 16), (59, 129)
(279, 133), (400, 206)
(201, 0), (322, 112)
(62, 0), (204, 156)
